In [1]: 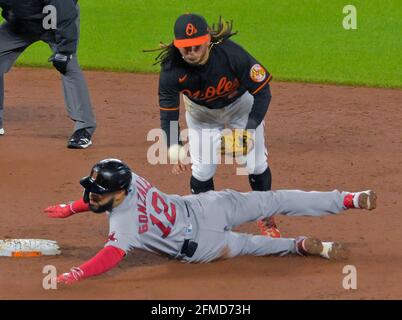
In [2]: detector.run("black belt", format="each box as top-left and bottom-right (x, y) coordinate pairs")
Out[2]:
(180, 201), (198, 257)
(181, 239), (198, 258)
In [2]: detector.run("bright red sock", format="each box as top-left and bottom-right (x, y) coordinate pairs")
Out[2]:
(343, 193), (355, 208)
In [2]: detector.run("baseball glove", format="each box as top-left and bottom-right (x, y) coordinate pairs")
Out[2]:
(220, 129), (255, 157)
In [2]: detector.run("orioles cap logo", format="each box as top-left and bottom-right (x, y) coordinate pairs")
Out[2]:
(186, 23), (198, 36)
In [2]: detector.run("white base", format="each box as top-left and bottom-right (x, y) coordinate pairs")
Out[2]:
(0, 128), (4, 135)
(0, 239), (61, 257)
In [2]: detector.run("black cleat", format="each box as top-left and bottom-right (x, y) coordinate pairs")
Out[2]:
(67, 129), (92, 149)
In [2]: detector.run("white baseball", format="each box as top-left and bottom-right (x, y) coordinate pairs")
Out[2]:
(168, 144), (186, 163)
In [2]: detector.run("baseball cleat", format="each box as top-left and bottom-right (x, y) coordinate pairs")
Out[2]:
(0, 128), (4, 135)
(295, 237), (346, 260)
(357, 190), (377, 210)
(67, 128), (92, 149)
(257, 217), (282, 238)
(343, 190), (377, 210)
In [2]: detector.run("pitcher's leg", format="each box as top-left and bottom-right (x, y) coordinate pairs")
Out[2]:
(224, 231), (296, 258)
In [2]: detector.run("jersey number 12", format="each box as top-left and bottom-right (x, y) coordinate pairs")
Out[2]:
(150, 192), (177, 238)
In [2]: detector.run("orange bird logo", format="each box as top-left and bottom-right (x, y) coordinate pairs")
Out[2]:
(186, 23), (198, 36)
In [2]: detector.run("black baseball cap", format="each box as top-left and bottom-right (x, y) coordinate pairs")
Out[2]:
(173, 13), (211, 48)
(80, 159), (132, 195)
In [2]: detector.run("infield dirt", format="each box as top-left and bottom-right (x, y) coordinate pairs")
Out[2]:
(0, 68), (401, 299)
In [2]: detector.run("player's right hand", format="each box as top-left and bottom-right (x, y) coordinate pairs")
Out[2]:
(44, 204), (74, 218)
(172, 163), (189, 175)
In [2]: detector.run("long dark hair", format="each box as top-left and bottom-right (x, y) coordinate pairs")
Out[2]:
(143, 16), (237, 67)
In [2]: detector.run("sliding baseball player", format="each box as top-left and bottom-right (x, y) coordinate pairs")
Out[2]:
(44, 159), (377, 285)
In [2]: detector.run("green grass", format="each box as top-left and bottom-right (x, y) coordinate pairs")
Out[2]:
(2, 0), (402, 88)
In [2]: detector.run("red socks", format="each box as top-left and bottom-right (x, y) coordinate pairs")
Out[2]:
(343, 193), (355, 209)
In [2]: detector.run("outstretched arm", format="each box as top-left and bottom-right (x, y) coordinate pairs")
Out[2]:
(57, 245), (126, 285)
(44, 198), (90, 218)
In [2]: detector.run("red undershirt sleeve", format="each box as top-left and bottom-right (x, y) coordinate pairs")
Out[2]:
(70, 198), (90, 214)
(79, 246), (126, 279)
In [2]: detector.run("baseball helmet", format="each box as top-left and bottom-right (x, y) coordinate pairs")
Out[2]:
(80, 159), (132, 203)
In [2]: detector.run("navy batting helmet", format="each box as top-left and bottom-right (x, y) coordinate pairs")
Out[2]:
(80, 159), (132, 203)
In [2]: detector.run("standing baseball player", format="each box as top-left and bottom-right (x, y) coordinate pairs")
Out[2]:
(44, 159), (377, 285)
(154, 14), (279, 237)
(0, 0), (95, 148)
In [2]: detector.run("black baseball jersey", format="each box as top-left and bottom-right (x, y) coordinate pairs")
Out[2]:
(0, 0), (79, 54)
(159, 39), (272, 146)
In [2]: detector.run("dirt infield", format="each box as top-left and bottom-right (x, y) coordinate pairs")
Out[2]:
(0, 67), (401, 299)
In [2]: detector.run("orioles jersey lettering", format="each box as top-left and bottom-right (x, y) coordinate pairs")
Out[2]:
(159, 39), (271, 111)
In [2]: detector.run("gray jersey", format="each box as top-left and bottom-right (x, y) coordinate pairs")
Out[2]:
(105, 172), (191, 258)
(104, 172), (350, 263)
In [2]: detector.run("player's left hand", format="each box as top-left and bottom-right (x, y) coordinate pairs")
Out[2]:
(48, 53), (72, 75)
(57, 267), (84, 285)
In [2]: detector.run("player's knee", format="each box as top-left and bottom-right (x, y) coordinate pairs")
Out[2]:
(191, 163), (216, 182)
(190, 175), (214, 194)
(249, 166), (272, 191)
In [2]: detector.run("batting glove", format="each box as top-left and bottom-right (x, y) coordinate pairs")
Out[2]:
(44, 203), (75, 218)
(57, 267), (84, 285)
